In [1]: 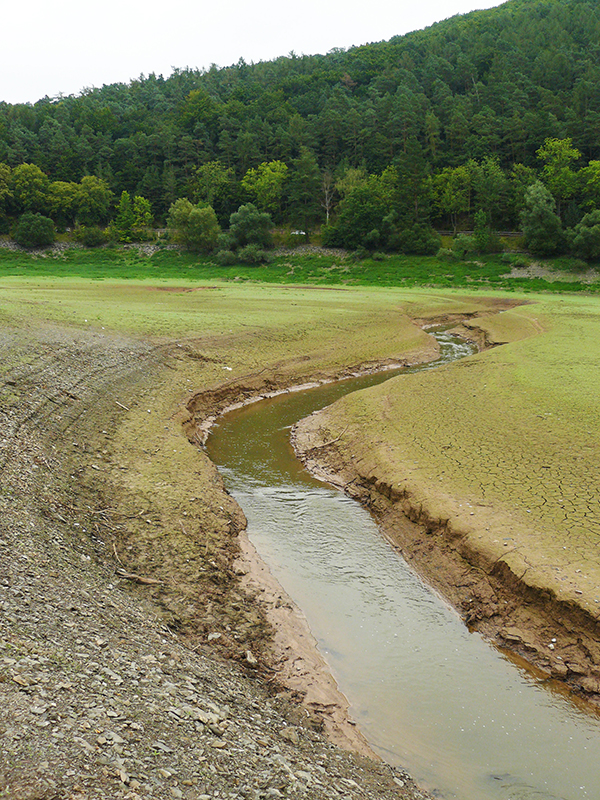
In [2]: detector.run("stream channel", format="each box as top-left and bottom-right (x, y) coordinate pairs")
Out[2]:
(206, 330), (600, 800)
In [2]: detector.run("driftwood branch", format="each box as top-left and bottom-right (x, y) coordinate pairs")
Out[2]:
(112, 541), (124, 566)
(115, 568), (163, 585)
(309, 425), (349, 450)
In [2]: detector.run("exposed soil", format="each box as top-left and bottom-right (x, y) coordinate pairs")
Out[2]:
(0, 317), (432, 800)
(6, 286), (593, 800)
(291, 318), (600, 709)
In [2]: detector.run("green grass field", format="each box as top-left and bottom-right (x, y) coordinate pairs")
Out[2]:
(0, 245), (598, 294)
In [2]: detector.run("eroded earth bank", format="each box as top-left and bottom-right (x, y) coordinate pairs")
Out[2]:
(293, 296), (600, 707)
(2, 281), (501, 800)
(2, 279), (598, 800)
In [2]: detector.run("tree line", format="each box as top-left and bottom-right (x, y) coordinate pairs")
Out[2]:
(3, 0), (600, 257)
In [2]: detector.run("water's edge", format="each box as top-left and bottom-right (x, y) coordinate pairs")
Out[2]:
(194, 325), (476, 757)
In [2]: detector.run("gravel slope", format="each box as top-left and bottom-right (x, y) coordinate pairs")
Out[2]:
(0, 315), (429, 800)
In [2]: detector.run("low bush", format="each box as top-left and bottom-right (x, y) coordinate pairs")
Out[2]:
(14, 213), (55, 248)
(437, 247), (458, 262)
(75, 225), (109, 248)
(214, 249), (238, 266)
(238, 244), (270, 264)
(452, 234), (476, 259)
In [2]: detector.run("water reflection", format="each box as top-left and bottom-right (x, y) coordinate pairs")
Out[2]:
(206, 333), (600, 800)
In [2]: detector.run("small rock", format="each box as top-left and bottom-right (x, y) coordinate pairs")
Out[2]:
(580, 676), (600, 694)
(279, 727), (300, 745)
(551, 662), (568, 679)
(499, 627), (523, 644)
(245, 650), (258, 667)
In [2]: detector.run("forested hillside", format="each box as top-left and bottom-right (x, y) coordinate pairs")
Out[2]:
(2, 0), (600, 257)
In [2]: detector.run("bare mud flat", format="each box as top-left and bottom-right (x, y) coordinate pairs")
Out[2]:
(5, 279), (482, 800)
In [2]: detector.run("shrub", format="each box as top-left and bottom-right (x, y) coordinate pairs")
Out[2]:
(14, 212), (55, 248)
(228, 204), (273, 249)
(395, 225), (442, 255)
(363, 228), (381, 250)
(437, 247), (458, 262)
(322, 224), (344, 248)
(168, 199), (220, 252)
(452, 234), (476, 259)
(508, 254), (531, 268)
(566, 210), (600, 261)
(473, 209), (502, 253)
(214, 249), (238, 266)
(350, 246), (370, 261)
(75, 225), (108, 248)
(238, 244), (270, 264)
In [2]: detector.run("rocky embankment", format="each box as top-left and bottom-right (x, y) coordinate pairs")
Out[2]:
(0, 321), (429, 800)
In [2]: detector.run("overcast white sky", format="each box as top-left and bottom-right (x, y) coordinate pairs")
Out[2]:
(2, 0), (504, 105)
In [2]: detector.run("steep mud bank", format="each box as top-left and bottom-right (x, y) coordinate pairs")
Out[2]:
(292, 319), (600, 708)
(181, 300), (530, 741)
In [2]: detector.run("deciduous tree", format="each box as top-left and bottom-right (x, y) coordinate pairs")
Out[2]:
(241, 160), (288, 215)
(168, 198), (220, 252)
(520, 181), (564, 255)
(537, 137), (580, 219)
(11, 164), (48, 214)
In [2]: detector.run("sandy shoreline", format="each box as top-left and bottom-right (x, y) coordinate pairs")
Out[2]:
(233, 531), (377, 757)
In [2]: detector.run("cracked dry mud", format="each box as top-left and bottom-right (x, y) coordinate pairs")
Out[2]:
(293, 299), (600, 705)
(0, 311), (430, 800)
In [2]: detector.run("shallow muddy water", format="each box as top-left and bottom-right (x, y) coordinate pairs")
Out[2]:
(206, 333), (600, 800)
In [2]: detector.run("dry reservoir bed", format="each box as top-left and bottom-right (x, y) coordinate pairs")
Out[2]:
(0, 277), (597, 797)
(293, 294), (600, 702)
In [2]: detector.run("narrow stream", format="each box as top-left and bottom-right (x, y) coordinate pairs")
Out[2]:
(206, 332), (600, 800)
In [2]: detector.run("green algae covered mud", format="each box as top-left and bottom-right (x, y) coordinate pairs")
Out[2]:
(294, 292), (600, 702)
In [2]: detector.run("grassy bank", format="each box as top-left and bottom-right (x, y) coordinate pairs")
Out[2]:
(3, 269), (599, 698)
(0, 244), (599, 293)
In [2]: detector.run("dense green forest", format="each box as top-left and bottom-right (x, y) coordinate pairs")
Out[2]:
(3, 0), (600, 259)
